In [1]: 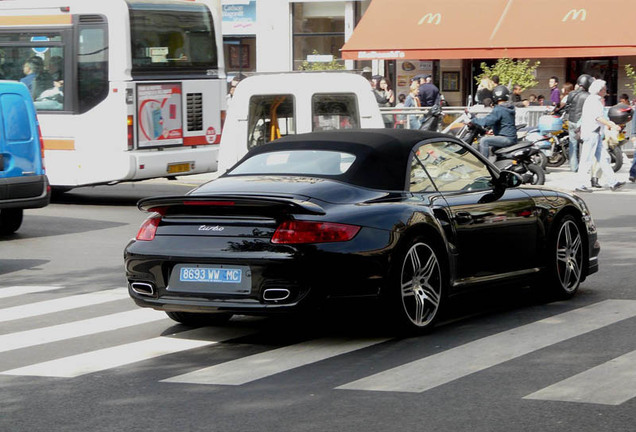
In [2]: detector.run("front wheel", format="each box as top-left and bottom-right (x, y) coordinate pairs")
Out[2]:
(0, 208), (23, 235)
(388, 238), (446, 333)
(166, 311), (233, 327)
(542, 215), (584, 299)
(525, 164), (545, 185)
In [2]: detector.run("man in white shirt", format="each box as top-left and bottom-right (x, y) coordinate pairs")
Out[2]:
(575, 79), (624, 192)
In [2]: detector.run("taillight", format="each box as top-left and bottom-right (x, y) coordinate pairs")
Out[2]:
(127, 115), (134, 150)
(136, 213), (162, 241)
(37, 123), (45, 171)
(271, 220), (360, 244)
(220, 110), (226, 132)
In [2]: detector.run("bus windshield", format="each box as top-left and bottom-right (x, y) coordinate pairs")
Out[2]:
(128, 1), (218, 76)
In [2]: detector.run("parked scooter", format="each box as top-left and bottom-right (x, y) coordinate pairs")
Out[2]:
(419, 104), (443, 131)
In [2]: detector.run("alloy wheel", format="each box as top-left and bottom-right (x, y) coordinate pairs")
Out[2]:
(400, 242), (442, 328)
(555, 219), (583, 293)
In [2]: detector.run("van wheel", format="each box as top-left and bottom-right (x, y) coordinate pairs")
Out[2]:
(0, 209), (23, 235)
(166, 311), (233, 327)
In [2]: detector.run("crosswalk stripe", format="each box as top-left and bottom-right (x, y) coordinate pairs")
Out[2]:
(0, 288), (128, 323)
(162, 337), (389, 386)
(337, 300), (636, 393)
(0, 285), (66, 300)
(524, 349), (636, 406)
(0, 309), (166, 353)
(1, 327), (255, 378)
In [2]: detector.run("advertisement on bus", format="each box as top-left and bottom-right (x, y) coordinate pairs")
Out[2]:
(137, 83), (183, 147)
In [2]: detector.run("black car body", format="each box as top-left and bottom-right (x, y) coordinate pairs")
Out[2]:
(125, 129), (599, 332)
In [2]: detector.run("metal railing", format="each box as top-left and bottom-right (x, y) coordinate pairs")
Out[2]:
(379, 106), (553, 131)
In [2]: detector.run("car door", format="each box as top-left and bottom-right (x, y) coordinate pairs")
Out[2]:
(410, 139), (539, 281)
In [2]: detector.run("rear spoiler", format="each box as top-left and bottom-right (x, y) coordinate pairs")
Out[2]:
(137, 194), (326, 216)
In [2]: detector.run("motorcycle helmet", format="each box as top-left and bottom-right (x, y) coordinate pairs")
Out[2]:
(576, 74), (594, 91)
(492, 85), (510, 103)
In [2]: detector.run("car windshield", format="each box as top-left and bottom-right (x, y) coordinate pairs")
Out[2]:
(228, 150), (356, 176)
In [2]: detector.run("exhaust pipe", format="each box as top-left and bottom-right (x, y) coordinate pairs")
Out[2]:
(130, 282), (155, 296)
(263, 288), (291, 302)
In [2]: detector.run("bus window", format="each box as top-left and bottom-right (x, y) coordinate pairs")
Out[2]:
(128, 1), (218, 77)
(247, 95), (295, 149)
(78, 25), (108, 114)
(312, 93), (360, 131)
(0, 32), (68, 111)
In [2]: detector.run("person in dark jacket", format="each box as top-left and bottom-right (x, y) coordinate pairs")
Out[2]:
(472, 85), (517, 158)
(565, 74), (594, 172)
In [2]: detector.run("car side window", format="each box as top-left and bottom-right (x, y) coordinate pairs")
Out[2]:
(413, 141), (493, 192)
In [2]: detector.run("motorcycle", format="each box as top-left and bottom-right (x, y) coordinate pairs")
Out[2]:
(445, 111), (546, 185)
(418, 104), (443, 131)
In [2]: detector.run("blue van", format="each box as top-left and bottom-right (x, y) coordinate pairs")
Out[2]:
(0, 80), (50, 235)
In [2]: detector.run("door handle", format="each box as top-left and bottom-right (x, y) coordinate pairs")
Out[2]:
(454, 211), (473, 224)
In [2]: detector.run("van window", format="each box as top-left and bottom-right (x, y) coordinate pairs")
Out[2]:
(1, 94), (32, 142)
(312, 93), (359, 131)
(247, 94), (295, 149)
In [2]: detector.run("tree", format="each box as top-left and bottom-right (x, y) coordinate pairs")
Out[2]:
(624, 64), (636, 94)
(298, 50), (345, 71)
(476, 58), (541, 91)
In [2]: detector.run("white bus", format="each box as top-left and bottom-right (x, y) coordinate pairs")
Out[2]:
(0, 0), (226, 189)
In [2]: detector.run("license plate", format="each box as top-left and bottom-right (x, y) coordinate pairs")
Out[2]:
(168, 264), (251, 295)
(167, 162), (192, 174)
(179, 267), (242, 283)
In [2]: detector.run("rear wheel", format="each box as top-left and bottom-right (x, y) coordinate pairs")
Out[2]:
(166, 311), (233, 327)
(542, 215), (584, 299)
(388, 238), (446, 333)
(531, 151), (548, 170)
(0, 208), (23, 235)
(609, 146), (623, 172)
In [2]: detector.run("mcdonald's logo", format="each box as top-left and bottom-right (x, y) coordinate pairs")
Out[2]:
(418, 13), (442, 25)
(562, 9), (587, 21)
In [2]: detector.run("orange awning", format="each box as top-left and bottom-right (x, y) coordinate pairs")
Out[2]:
(342, 0), (636, 60)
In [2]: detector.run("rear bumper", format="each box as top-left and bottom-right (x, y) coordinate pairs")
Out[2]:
(0, 174), (50, 209)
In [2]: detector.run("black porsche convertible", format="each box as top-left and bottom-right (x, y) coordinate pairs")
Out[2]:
(124, 129), (599, 333)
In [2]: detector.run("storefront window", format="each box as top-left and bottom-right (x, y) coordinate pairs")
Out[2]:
(292, 3), (345, 70)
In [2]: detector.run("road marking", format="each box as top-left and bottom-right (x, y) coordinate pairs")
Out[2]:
(0, 285), (66, 300)
(337, 300), (636, 393)
(0, 288), (128, 323)
(524, 349), (636, 406)
(1, 327), (255, 378)
(0, 309), (165, 353)
(162, 337), (389, 386)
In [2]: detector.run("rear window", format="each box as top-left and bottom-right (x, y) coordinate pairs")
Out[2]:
(312, 93), (360, 131)
(228, 150), (355, 176)
(1, 94), (32, 142)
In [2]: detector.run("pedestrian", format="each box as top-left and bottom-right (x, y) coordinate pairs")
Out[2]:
(537, 95), (546, 106)
(566, 74), (594, 172)
(403, 79), (421, 130)
(418, 75), (440, 130)
(394, 93), (406, 128)
(375, 77), (395, 128)
(549, 76), (561, 107)
(472, 85), (517, 158)
(574, 79), (624, 192)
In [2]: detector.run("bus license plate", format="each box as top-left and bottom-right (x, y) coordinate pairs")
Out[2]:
(179, 267), (242, 284)
(167, 162), (192, 174)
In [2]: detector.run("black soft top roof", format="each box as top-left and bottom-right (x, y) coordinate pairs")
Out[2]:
(231, 129), (452, 191)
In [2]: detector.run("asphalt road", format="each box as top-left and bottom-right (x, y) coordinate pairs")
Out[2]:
(1, 178), (635, 432)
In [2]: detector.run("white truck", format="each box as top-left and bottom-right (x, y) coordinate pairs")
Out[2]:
(217, 72), (385, 172)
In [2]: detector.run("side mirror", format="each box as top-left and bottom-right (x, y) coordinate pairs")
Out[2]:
(498, 170), (523, 188)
